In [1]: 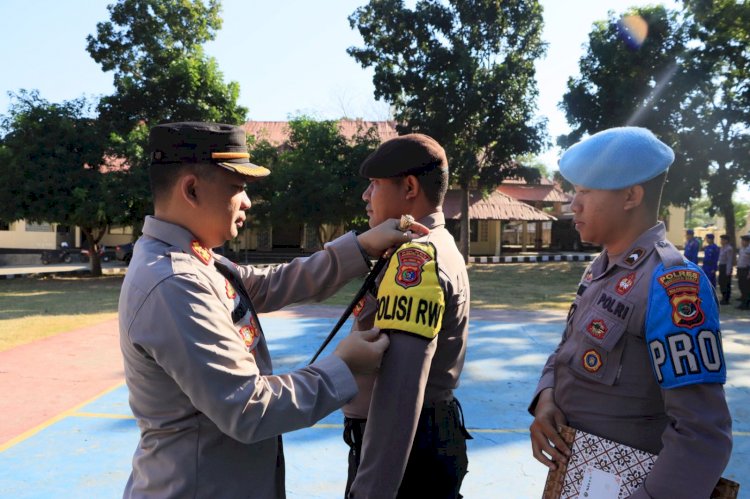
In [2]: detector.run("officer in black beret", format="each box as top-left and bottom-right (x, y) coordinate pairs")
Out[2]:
(342, 133), (472, 498)
(119, 122), (429, 498)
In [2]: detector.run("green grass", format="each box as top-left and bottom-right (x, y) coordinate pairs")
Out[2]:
(2, 262), (744, 351)
(0, 275), (122, 351)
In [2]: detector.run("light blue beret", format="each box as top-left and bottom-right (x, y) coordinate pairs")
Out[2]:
(559, 127), (674, 189)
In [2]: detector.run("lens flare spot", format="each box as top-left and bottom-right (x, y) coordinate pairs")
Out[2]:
(618, 14), (648, 49)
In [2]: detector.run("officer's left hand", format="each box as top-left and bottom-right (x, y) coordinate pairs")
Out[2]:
(357, 218), (430, 258)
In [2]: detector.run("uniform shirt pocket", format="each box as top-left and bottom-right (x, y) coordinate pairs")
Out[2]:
(567, 312), (628, 385)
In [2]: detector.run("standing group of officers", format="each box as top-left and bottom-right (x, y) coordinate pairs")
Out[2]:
(686, 229), (750, 309)
(118, 122), (732, 498)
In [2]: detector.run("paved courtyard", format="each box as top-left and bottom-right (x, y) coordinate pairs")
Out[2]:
(0, 307), (747, 498)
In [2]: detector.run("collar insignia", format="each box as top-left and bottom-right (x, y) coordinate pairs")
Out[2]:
(190, 240), (212, 265)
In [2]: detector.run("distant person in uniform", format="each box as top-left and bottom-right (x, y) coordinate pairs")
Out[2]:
(118, 122), (429, 498)
(718, 234), (734, 304)
(735, 235), (750, 310)
(342, 134), (471, 498)
(683, 228), (700, 264)
(528, 127), (732, 498)
(701, 233), (719, 288)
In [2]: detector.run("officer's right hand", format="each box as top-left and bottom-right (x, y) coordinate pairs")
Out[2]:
(529, 388), (570, 470)
(333, 328), (390, 375)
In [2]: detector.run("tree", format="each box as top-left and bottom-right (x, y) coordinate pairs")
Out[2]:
(348, 0), (547, 261)
(678, 0), (750, 245)
(559, 6), (697, 205)
(559, 3), (750, 245)
(249, 117), (379, 246)
(86, 0), (247, 230)
(0, 91), (127, 276)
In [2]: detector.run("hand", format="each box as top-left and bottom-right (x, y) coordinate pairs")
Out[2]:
(529, 388), (570, 470)
(356, 218), (430, 258)
(333, 328), (390, 375)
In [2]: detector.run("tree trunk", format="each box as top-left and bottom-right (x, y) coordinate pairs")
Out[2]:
(459, 186), (470, 264)
(719, 198), (736, 250)
(82, 228), (103, 277)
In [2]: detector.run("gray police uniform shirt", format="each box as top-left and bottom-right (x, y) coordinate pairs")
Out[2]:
(343, 212), (470, 497)
(119, 216), (366, 499)
(737, 245), (750, 269)
(531, 223), (732, 499)
(719, 244), (734, 274)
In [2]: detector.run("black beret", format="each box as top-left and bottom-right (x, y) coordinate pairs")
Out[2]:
(360, 133), (448, 178)
(149, 122), (269, 177)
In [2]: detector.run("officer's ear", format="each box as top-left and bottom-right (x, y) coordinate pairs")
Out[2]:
(178, 174), (201, 208)
(623, 185), (645, 212)
(404, 175), (421, 200)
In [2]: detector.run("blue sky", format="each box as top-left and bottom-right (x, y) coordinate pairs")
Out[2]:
(0, 0), (681, 173)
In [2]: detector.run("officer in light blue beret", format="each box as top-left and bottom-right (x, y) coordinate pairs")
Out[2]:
(558, 126), (675, 190)
(529, 127), (732, 498)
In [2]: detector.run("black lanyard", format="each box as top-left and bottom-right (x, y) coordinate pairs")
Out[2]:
(214, 260), (265, 338)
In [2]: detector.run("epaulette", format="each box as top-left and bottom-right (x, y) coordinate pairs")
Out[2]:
(654, 239), (684, 269)
(169, 251), (198, 275)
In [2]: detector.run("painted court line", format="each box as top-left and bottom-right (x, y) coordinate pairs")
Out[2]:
(0, 382), (125, 453)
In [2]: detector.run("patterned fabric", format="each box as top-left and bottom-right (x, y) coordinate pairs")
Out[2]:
(543, 426), (739, 499)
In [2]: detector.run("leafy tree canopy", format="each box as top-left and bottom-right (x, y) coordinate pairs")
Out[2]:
(248, 117), (379, 245)
(86, 0), (247, 230)
(0, 90), (128, 274)
(349, 0), (548, 259)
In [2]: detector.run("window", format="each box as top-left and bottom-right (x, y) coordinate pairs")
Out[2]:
(470, 220), (489, 243)
(25, 222), (53, 232)
(0, 221), (9, 231)
(109, 226), (134, 235)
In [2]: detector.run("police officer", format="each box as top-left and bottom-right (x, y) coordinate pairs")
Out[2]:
(119, 122), (429, 498)
(684, 228), (700, 264)
(735, 234), (750, 309)
(718, 234), (734, 304)
(702, 233), (719, 287)
(342, 134), (471, 498)
(528, 127), (732, 498)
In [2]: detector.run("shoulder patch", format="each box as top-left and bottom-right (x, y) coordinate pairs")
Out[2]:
(375, 242), (445, 340)
(645, 262), (725, 388)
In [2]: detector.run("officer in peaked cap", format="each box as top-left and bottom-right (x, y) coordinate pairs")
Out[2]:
(529, 127), (731, 498)
(118, 122), (431, 498)
(342, 133), (472, 498)
(149, 121), (270, 177)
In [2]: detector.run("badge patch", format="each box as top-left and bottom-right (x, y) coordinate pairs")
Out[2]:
(586, 319), (608, 340)
(238, 320), (259, 349)
(584, 271), (593, 282)
(616, 272), (636, 295)
(583, 349), (603, 372)
(353, 297), (365, 317)
(190, 240), (212, 265)
(394, 247), (431, 289)
(226, 279), (236, 299)
(658, 269), (700, 289)
(624, 248), (645, 266)
(668, 287), (705, 328)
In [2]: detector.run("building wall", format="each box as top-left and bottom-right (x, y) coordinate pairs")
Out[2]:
(0, 221), (59, 249)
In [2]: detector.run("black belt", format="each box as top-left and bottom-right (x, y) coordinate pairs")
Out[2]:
(344, 398), (472, 446)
